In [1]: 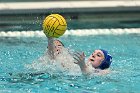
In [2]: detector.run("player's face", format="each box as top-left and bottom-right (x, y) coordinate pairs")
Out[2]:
(54, 40), (64, 54)
(88, 50), (104, 68)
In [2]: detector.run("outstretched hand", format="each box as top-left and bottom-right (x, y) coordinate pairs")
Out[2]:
(73, 52), (87, 70)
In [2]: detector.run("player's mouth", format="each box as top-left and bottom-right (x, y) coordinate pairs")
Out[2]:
(90, 59), (94, 62)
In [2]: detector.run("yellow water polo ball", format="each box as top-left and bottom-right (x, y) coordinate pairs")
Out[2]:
(42, 14), (67, 38)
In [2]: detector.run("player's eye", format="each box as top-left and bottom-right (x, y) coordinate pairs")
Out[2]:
(97, 53), (102, 57)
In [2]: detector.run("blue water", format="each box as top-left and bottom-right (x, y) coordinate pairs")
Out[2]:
(0, 34), (140, 93)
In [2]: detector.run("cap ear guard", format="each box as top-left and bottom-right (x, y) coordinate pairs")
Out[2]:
(98, 49), (112, 70)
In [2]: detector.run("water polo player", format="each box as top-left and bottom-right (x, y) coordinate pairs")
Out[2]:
(74, 49), (112, 75)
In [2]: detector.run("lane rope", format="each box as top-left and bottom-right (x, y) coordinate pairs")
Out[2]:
(0, 28), (140, 37)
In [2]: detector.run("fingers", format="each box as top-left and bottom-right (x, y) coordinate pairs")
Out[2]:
(74, 52), (80, 58)
(73, 53), (81, 62)
(74, 61), (78, 64)
(82, 52), (85, 57)
(73, 56), (80, 62)
(73, 52), (81, 64)
(74, 52), (85, 60)
(73, 52), (85, 65)
(74, 52), (83, 57)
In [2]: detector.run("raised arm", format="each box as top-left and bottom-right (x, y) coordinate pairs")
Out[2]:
(73, 52), (90, 75)
(47, 37), (55, 59)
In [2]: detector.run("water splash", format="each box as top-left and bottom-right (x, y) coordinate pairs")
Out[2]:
(25, 48), (82, 76)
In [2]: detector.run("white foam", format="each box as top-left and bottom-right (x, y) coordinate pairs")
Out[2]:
(25, 48), (82, 76)
(0, 28), (140, 37)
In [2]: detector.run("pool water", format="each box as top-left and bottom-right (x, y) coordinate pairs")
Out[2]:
(0, 32), (140, 93)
